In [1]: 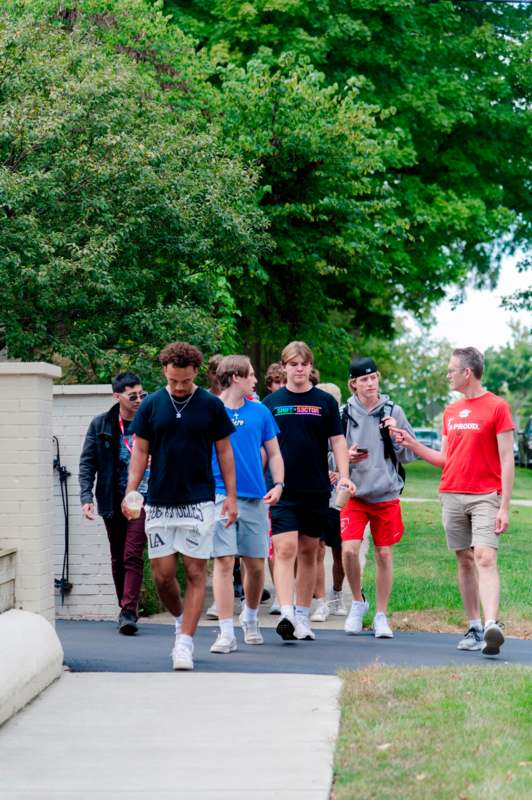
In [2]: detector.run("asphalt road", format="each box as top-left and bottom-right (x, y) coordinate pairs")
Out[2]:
(57, 620), (532, 674)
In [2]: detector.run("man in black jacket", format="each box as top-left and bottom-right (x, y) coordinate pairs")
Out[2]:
(79, 372), (149, 635)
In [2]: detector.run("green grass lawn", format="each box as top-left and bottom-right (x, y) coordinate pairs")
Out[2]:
(403, 460), (532, 501)
(333, 665), (532, 800)
(361, 502), (532, 635)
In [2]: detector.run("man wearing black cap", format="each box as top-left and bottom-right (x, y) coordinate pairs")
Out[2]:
(340, 357), (416, 638)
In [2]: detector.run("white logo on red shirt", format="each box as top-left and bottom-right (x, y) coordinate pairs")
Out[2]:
(458, 409), (471, 418)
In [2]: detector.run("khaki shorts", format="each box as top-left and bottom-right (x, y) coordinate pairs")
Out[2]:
(439, 492), (501, 551)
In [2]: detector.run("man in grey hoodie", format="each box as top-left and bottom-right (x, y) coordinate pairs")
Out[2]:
(341, 357), (416, 638)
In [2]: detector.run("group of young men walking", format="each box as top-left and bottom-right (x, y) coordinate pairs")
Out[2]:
(80, 340), (514, 669)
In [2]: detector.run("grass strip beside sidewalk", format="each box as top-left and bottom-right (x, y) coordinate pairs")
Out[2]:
(333, 664), (532, 800)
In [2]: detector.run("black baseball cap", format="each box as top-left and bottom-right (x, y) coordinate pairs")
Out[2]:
(348, 356), (378, 379)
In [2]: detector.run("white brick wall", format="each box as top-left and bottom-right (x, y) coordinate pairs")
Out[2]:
(52, 385), (119, 620)
(0, 363), (62, 623)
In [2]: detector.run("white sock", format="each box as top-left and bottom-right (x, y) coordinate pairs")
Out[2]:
(180, 634), (193, 651)
(219, 617), (234, 637)
(295, 605), (310, 618)
(175, 614), (184, 633)
(315, 597), (326, 605)
(353, 598), (365, 608)
(243, 604), (258, 623)
(469, 618), (482, 631)
(281, 604), (294, 619)
(484, 618), (497, 628)
(374, 611), (387, 619)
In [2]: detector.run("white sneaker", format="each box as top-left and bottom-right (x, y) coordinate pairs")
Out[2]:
(239, 611), (264, 645)
(328, 590), (347, 616)
(310, 600), (330, 622)
(457, 627), (483, 651)
(269, 596), (281, 615)
(344, 596), (369, 635)
(206, 602), (218, 620)
(210, 630), (238, 654)
(171, 640), (194, 670)
(294, 614), (316, 640)
(373, 613), (394, 638)
(482, 621), (504, 656)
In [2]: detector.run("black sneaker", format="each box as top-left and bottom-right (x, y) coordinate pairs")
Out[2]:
(457, 627), (483, 651)
(118, 610), (138, 636)
(261, 588), (271, 603)
(481, 621), (504, 656)
(276, 616), (297, 641)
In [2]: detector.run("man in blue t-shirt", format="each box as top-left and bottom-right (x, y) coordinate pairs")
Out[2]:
(210, 355), (284, 653)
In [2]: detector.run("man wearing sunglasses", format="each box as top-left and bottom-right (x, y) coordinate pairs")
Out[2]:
(79, 371), (149, 636)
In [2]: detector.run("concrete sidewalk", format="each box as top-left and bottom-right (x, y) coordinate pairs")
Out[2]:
(0, 672), (340, 800)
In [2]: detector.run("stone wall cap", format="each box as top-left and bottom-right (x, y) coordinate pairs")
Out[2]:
(0, 362), (62, 378)
(54, 384), (112, 396)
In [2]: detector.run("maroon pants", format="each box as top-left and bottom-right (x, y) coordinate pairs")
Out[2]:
(104, 506), (146, 615)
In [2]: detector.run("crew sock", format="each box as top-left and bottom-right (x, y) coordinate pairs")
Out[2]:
(219, 617), (235, 637)
(484, 618), (497, 629)
(180, 634), (194, 651)
(281, 604), (294, 619)
(295, 605), (310, 618)
(243, 604), (258, 623)
(469, 618), (482, 631)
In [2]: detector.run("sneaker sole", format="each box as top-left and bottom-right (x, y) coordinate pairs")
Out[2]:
(457, 642), (482, 651)
(310, 615), (329, 623)
(276, 618), (297, 641)
(244, 636), (264, 645)
(173, 661), (193, 670)
(295, 631), (315, 641)
(374, 632), (394, 639)
(482, 628), (504, 656)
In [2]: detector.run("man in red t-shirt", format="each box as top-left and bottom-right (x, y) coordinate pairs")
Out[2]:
(392, 347), (514, 657)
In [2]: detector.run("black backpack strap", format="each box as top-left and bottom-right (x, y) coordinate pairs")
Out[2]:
(379, 402), (406, 490)
(341, 404), (358, 437)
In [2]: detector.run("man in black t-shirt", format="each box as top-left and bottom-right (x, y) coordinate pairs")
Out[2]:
(263, 341), (356, 642)
(79, 371), (149, 636)
(124, 342), (237, 671)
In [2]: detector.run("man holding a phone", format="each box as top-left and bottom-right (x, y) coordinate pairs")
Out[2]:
(341, 357), (416, 638)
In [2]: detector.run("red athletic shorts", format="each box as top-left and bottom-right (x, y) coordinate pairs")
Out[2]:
(340, 497), (404, 547)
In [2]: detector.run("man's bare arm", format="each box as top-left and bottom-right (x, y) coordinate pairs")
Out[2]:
(496, 430), (515, 534)
(391, 428), (447, 469)
(125, 436), (150, 495)
(214, 437), (237, 526)
(263, 437), (284, 505)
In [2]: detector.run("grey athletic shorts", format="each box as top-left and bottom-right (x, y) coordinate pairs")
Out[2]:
(212, 495), (269, 559)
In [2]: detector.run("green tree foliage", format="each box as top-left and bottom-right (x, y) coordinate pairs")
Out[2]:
(484, 322), (532, 422)
(0, 11), (267, 384)
(166, 0), (531, 357)
(217, 55), (406, 373)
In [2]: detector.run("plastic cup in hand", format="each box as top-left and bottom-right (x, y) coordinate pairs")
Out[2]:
(334, 485), (352, 511)
(124, 491), (144, 519)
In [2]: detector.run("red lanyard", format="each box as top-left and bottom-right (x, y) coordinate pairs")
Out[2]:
(118, 416), (135, 454)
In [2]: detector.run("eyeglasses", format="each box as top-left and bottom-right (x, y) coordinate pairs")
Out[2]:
(122, 391), (148, 402)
